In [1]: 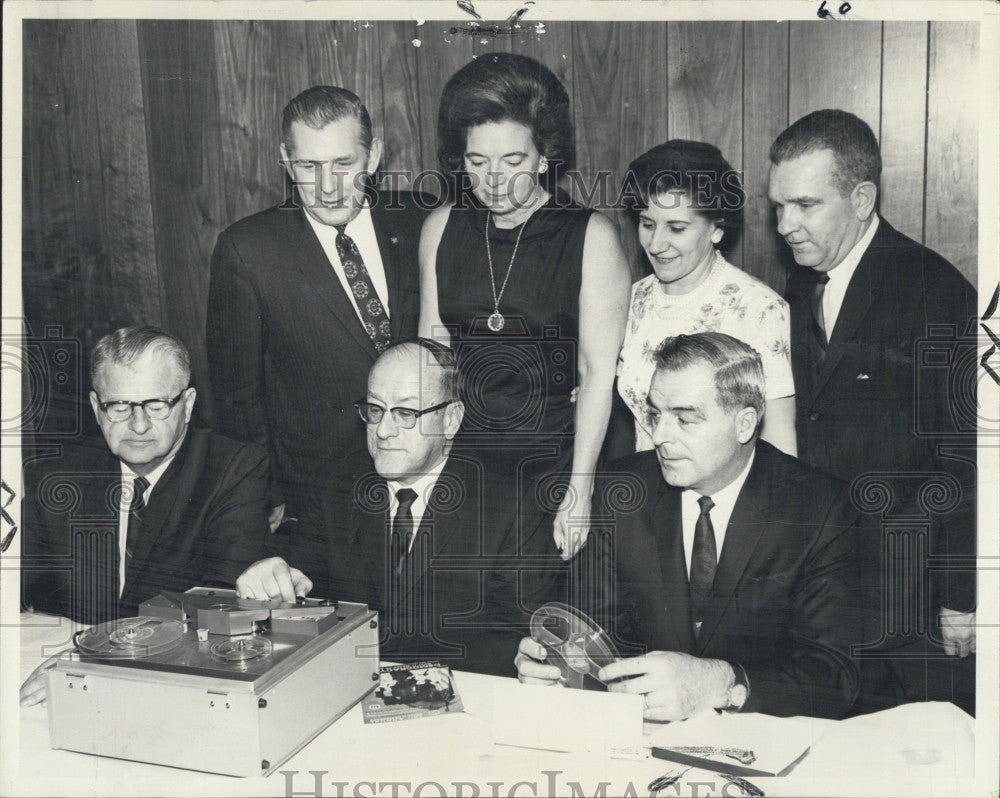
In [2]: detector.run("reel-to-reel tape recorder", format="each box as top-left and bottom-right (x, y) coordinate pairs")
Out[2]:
(45, 588), (380, 777)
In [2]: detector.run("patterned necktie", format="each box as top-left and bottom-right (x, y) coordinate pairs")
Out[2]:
(125, 476), (150, 565)
(334, 224), (392, 353)
(690, 495), (717, 634)
(391, 488), (419, 577)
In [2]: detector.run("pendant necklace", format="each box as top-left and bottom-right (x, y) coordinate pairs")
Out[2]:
(485, 211), (530, 332)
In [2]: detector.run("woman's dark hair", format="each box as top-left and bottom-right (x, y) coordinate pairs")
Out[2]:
(622, 140), (745, 250)
(437, 53), (574, 194)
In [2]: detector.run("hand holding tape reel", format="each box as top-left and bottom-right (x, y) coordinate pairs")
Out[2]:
(521, 602), (622, 690)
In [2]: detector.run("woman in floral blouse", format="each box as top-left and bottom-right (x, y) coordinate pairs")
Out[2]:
(617, 140), (797, 454)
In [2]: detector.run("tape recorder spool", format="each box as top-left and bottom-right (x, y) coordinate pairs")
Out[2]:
(74, 616), (185, 660)
(210, 635), (273, 665)
(529, 602), (622, 690)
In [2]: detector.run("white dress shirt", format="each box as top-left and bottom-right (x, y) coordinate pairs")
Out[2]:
(823, 215), (879, 337)
(680, 451), (756, 578)
(117, 454), (176, 595)
(304, 203), (391, 323)
(387, 459), (448, 552)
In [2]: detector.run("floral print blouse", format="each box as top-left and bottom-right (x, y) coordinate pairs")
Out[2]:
(617, 250), (794, 451)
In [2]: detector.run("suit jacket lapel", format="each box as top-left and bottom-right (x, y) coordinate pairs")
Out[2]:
(653, 484), (697, 653)
(124, 469), (177, 594)
(285, 206), (379, 357)
(356, 500), (389, 611)
(696, 450), (770, 652)
(393, 459), (469, 605)
(355, 459), (468, 616)
(81, 448), (123, 519)
(811, 219), (888, 395)
(785, 266), (820, 404)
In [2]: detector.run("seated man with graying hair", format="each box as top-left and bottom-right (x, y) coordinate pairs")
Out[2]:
(237, 339), (561, 676)
(517, 332), (862, 720)
(21, 325), (270, 632)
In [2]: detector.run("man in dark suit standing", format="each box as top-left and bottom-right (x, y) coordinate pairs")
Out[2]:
(20, 326), (269, 704)
(517, 333), (861, 720)
(206, 86), (431, 533)
(769, 110), (977, 714)
(236, 340), (559, 676)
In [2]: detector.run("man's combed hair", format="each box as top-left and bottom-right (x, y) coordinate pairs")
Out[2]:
(769, 109), (882, 196)
(383, 338), (463, 402)
(282, 85), (373, 153)
(437, 53), (574, 191)
(653, 332), (765, 416)
(91, 326), (191, 389)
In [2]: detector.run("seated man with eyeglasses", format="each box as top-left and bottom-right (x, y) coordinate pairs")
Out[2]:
(236, 339), (561, 676)
(21, 325), (270, 630)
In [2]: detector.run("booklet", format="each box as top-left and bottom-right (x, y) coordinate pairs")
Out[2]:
(361, 661), (464, 724)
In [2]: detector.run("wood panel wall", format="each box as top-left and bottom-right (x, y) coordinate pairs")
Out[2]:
(21, 19), (981, 429)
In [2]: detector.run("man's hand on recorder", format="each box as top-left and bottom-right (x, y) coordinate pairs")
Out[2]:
(236, 557), (312, 602)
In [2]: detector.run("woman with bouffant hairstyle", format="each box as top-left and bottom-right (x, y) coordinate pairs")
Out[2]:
(419, 53), (630, 561)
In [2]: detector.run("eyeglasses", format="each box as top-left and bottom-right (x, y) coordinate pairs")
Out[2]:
(96, 390), (188, 423)
(354, 400), (452, 429)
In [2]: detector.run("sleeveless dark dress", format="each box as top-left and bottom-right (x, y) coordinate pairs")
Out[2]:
(436, 191), (594, 527)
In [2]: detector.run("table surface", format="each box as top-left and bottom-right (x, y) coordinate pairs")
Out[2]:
(5, 613), (983, 797)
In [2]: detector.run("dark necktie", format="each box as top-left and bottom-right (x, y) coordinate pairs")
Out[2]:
(391, 488), (418, 577)
(334, 224), (392, 353)
(810, 271), (831, 360)
(690, 495), (717, 634)
(125, 476), (150, 567)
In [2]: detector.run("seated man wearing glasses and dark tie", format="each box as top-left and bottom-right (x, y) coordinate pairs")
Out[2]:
(236, 339), (560, 676)
(516, 333), (862, 720)
(21, 326), (270, 628)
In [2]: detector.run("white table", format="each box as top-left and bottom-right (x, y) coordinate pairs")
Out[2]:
(6, 613), (982, 797)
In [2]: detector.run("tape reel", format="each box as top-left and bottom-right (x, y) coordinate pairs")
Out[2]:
(210, 635), (273, 666)
(75, 616), (185, 660)
(529, 602), (622, 690)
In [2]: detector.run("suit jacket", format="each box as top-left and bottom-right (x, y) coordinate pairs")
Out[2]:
(598, 441), (861, 719)
(205, 190), (431, 514)
(785, 217), (977, 614)
(21, 428), (270, 625)
(279, 450), (562, 676)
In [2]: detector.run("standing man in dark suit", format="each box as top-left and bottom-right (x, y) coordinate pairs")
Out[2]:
(769, 110), (977, 714)
(236, 340), (560, 676)
(206, 86), (431, 535)
(517, 333), (861, 720)
(20, 326), (269, 704)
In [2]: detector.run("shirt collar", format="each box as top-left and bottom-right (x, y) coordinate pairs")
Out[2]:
(302, 200), (373, 238)
(120, 450), (176, 495)
(386, 457), (449, 514)
(825, 214), (879, 292)
(682, 448), (756, 521)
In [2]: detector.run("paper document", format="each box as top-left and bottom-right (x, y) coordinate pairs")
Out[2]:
(492, 681), (644, 759)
